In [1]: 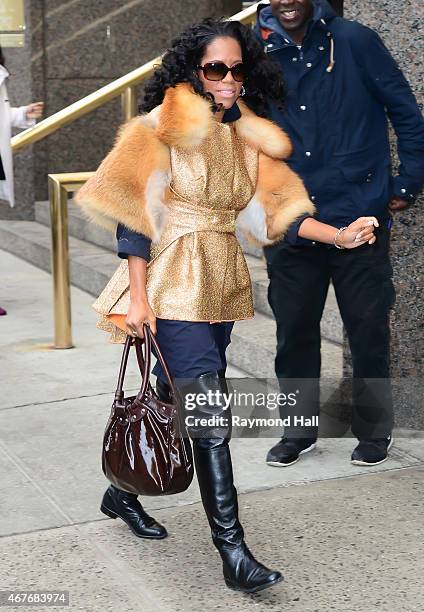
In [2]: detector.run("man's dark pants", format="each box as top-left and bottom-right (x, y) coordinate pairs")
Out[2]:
(265, 226), (395, 440)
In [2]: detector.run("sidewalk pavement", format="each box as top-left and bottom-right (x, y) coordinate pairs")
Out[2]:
(1, 249), (423, 612)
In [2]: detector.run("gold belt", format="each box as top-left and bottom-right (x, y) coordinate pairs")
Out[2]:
(165, 200), (237, 234)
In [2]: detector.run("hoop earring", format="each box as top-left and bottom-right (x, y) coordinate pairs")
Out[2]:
(240, 85), (246, 97)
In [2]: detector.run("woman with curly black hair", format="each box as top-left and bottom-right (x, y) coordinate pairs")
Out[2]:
(141, 17), (286, 117)
(76, 17), (377, 593)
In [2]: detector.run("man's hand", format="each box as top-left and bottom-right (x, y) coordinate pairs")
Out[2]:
(389, 197), (410, 212)
(26, 102), (44, 120)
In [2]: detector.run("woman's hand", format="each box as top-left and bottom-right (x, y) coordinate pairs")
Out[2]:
(126, 255), (154, 338)
(298, 216), (379, 247)
(126, 299), (157, 338)
(26, 102), (44, 120)
(336, 216), (379, 249)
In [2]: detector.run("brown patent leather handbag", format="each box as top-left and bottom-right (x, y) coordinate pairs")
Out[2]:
(102, 324), (194, 496)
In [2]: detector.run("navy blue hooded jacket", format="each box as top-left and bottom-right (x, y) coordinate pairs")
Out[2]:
(256, 0), (424, 243)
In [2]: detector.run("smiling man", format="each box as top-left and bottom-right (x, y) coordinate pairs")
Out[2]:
(255, 0), (424, 467)
(270, 0), (314, 34)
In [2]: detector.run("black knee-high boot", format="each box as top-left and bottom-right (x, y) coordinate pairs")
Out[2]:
(157, 373), (283, 593)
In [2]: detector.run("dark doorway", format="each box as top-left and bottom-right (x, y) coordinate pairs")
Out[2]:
(329, 0), (344, 16)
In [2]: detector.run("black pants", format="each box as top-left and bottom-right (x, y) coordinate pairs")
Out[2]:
(265, 227), (395, 440)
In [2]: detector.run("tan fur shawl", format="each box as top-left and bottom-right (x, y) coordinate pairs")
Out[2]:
(75, 83), (314, 245)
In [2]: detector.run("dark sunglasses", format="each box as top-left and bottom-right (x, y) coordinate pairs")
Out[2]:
(197, 62), (246, 82)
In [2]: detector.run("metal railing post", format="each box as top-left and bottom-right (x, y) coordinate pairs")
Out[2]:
(46, 172), (94, 349)
(121, 86), (138, 122)
(48, 175), (73, 349)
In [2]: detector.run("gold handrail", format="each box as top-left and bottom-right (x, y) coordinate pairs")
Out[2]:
(12, 59), (160, 153)
(11, 2), (261, 153)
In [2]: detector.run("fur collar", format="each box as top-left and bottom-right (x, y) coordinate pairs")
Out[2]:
(75, 82), (312, 247)
(155, 82), (292, 159)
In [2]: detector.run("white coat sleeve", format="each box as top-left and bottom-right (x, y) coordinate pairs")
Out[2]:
(10, 106), (36, 129)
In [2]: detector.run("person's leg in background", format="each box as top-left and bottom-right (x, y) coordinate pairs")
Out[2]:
(264, 243), (330, 466)
(330, 227), (395, 465)
(155, 320), (283, 593)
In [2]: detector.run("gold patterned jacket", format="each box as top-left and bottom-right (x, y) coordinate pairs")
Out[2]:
(75, 83), (315, 342)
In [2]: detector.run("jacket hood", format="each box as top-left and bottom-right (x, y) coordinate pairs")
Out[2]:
(258, 0), (337, 38)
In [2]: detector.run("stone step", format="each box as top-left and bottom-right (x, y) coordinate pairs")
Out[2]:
(228, 311), (342, 379)
(0, 220), (118, 298)
(244, 252), (343, 345)
(35, 201), (343, 344)
(35, 200), (116, 253)
(0, 219), (342, 378)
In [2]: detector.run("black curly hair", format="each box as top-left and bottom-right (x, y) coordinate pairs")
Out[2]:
(141, 18), (285, 117)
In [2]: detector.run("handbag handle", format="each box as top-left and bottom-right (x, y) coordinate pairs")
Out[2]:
(114, 330), (151, 402)
(135, 326), (155, 402)
(114, 324), (177, 404)
(135, 325), (177, 401)
(114, 335), (133, 403)
(146, 326), (177, 399)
